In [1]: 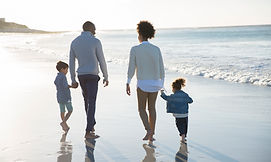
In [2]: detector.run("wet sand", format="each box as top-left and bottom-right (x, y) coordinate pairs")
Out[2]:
(0, 46), (271, 162)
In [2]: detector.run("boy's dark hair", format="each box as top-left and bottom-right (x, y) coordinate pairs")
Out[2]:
(83, 21), (95, 31)
(56, 61), (68, 71)
(172, 78), (186, 90)
(137, 21), (155, 39)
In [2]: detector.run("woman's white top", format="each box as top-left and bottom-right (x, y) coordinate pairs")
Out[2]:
(127, 41), (165, 92)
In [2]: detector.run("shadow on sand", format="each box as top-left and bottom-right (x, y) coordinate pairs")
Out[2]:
(189, 141), (238, 162)
(142, 142), (157, 162)
(175, 142), (188, 162)
(57, 133), (72, 162)
(85, 138), (96, 162)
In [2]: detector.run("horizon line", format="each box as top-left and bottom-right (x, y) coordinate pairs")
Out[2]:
(48, 23), (271, 33)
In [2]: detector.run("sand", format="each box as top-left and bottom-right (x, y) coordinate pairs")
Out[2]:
(0, 45), (271, 162)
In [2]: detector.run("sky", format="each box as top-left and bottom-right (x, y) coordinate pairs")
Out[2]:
(1, 0), (271, 31)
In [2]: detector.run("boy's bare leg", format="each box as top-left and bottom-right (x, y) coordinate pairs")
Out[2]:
(60, 112), (65, 121)
(60, 112), (67, 131)
(64, 111), (72, 122)
(62, 111), (72, 133)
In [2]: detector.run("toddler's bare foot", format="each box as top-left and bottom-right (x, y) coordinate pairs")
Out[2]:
(181, 135), (186, 143)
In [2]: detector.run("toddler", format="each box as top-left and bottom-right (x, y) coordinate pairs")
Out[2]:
(160, 78), (193, 143)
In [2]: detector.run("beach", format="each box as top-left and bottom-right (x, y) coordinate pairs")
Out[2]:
(0, 27), (271, 161)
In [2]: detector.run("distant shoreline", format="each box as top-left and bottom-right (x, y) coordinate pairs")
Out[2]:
(0, 20), (59, 33)
(0, 29), (54, 33)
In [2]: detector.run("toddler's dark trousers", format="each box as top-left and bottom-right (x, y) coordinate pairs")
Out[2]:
(175, 117), (188, 137)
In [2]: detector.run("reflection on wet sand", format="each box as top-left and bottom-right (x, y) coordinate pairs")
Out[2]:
(142, 142), (156, 162)
(57, 133), (72, 162)
(175, 142), (188, 162)
(85, 138), (96, 162)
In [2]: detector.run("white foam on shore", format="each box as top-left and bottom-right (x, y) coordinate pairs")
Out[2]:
(103, 55), (271, 87)
(165, 62), (271, 87)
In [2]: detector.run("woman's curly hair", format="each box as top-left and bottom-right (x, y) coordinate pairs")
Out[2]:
(137, 21), (155, 39)
(172, 78), (186, 90)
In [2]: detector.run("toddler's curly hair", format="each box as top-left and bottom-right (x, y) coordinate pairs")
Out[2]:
(172, 78), (186, 90)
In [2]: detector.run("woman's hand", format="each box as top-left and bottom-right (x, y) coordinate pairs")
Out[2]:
(126, 84), (131, 96)
(103, 79), (109, 87)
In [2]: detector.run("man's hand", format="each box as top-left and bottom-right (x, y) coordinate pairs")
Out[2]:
(72, 82), (78, 88)
(126, 84), (131, 96)
(103, 79), (109, 87)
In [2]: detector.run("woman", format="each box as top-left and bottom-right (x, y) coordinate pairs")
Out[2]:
(126, 21), (165, 141)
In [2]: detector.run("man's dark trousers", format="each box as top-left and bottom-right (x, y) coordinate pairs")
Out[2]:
(78, 74), (100, 132)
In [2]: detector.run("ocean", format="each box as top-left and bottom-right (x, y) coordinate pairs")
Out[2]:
(1, 25), (271, 87)
(1, 25), (271, 162)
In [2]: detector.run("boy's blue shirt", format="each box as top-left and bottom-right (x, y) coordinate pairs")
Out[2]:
(54, 72), (71, 103)
(160, 90), (193, 114)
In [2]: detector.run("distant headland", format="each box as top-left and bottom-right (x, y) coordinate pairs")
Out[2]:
(0, 18), (50, 33)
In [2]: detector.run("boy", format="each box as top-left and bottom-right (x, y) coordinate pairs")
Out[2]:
(160, 78), (193, 143)
(54, 61), (74, 133)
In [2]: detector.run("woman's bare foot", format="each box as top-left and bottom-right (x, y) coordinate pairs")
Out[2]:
(143, 131), (151, 140)
(149, 134), (156, 141)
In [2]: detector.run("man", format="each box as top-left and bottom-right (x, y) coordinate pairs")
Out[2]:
(69, 21), (109, 139)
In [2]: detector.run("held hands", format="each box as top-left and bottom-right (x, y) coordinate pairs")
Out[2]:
(71, 82), (79, 88)
(160, 88), (165, 94)
(126, 84), (131, 96)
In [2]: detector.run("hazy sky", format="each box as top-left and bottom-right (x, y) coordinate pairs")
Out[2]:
(1, 0), (271, 31)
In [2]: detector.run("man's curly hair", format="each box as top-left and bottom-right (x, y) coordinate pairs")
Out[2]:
(137, 21), (155, 39)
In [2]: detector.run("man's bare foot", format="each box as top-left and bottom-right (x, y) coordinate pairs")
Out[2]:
(85, 132), (100, 139)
